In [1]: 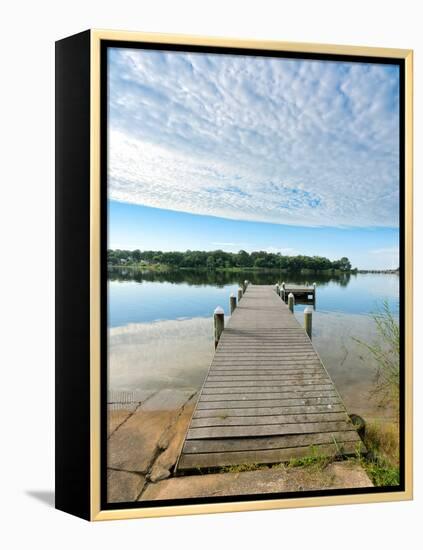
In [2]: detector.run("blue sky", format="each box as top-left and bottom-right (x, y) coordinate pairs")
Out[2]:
(107, 48), (400, 269)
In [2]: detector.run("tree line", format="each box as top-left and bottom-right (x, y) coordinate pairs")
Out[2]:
(107, 249), (353, 272)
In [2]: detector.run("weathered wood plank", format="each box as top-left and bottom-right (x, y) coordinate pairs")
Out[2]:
(200, 389), (338, 399)
(216, 352), (316, 355)
(212, 360), (322, 366)
(210, 367), (322, 376)
(190, 412), (348, 428)
(193, 403), (346, 418)
(178, 441), (360, 470)
(187, 420), (355, 440)
(206, 374), (329, 382)
(197, 396), (342, 410)
(183, 430), (361, 454)
(204, 380), (332, 389)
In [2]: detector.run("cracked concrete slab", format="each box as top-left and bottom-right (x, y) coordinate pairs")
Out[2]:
(148, 393), (197, 482)
(140, 389), (197, 411)
(107, 390), (198, 475)
(107, 469), (145, 503)
(107, 390), (158, 438)
(140, 463), (373, 501)
(108, 409), (134, 438)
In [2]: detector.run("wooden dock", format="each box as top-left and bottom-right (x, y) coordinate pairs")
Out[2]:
(176, 284), (363, 473)
(279, 283), (316, 304)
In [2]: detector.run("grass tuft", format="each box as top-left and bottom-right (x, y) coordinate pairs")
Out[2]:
(286, 446), (332, 470)
(353, 300), (399, 416)
(352, 421), (400, 487)
(220, 462), (260, 473)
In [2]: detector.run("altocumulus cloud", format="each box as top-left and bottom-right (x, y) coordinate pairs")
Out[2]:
(108, 48), (400, 228)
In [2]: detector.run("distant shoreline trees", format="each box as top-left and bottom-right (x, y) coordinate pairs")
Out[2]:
(107, 249), (355, 272)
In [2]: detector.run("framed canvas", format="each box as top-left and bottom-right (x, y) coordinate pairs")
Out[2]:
(55, 29), (413, 521)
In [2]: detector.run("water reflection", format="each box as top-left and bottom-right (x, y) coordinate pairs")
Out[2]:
(108, 266), (354, 287)
(109, 318), (213, 392)
(108, 268), (399, 326)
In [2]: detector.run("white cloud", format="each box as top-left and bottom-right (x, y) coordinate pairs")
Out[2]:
(108, 48), (400, 228)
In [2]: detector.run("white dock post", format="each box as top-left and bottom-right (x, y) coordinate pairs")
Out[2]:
(214, 306), (225, 349)
(230, 293), (236, 314)
(304, 306), (313, 339)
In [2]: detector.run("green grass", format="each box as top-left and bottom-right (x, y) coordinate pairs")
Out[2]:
(220, 463), (260, 473)
(352, 302), (400, 487)
(354, 300), (400, 415)
(364, 459), (400, 486)
(357, 421), (400, 487)
(213, 428), (400, 488)
(286, 446), (332, 470)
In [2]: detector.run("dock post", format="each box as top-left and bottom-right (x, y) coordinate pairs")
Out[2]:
(288, 292), (295, 313)
(214, 306), (225, 349)
(230, 293), (236, 314)
(304, 306), (312, 339)
(243, 280), (249, 293)
(275, 283), (280, 295)
(237, 287), (243, 302)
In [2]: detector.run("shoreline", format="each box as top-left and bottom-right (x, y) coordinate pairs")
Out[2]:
(108, 264), (399, 275)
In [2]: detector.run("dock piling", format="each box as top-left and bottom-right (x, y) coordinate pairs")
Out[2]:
(288, 292), (295, 313)
(214, 306), (225, 349)
(230, 293), (236, 314)
(237, 287), (243, 302)
(304, 306), (313, 339)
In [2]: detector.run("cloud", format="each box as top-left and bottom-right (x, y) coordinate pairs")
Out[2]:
(108, 48), (400, 228)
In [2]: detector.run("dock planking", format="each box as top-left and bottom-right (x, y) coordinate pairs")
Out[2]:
(176, 285), (364, 473)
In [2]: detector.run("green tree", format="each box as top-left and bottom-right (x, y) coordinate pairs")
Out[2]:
(338, 257), (352, 271)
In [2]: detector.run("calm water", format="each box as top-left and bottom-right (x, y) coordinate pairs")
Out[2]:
(108, 269), (399, 419)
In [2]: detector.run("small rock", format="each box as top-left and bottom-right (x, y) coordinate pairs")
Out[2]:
(157, 434), (170, 450)
(349, 413), (366, 439)
(149, 467), (171, 482)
